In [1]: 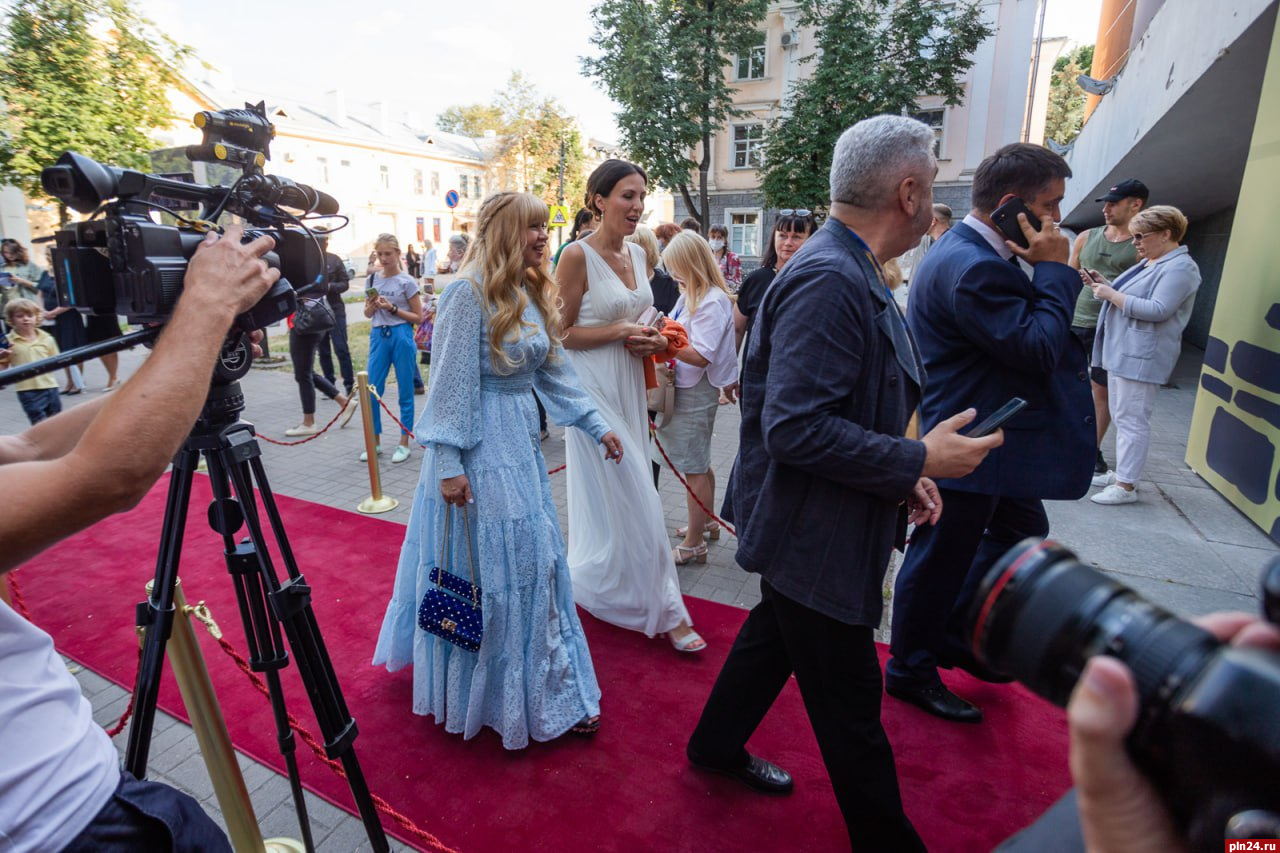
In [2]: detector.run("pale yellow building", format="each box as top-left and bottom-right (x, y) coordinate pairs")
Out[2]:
(680, 0), (1053, 266)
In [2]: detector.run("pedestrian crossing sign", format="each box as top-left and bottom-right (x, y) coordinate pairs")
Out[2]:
(548, 205), (571, 227)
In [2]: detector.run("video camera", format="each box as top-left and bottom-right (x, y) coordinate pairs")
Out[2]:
(40, 102), (341, 332)
(968, 539), (1280, 850)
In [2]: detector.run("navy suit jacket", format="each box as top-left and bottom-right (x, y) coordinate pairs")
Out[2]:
(727, 219), (927, 626)
(906, 222), (1093, 499)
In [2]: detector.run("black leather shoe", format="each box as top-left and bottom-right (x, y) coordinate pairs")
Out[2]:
(886, 681), (983, 723)
(687, 748), (794, 795)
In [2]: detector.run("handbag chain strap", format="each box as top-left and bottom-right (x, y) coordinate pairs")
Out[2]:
(436, 504), (480, 606)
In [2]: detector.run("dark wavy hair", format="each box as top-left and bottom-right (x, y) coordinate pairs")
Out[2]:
(760, 212), (817, 270)
(584, 159), (648, 218)
(971, 143), (1072, 213)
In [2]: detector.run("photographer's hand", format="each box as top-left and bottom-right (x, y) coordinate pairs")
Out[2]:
(1070, 613), (1280, 853)
(185, 225), (280, 319)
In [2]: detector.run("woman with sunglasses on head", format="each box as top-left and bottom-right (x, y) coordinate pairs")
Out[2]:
(656, 232), (738, 564)
(557, 159), (706, 653)
(734, 210), (817, 355)
(374, 192), (621, 748)
(1085, 205), (1200, 506)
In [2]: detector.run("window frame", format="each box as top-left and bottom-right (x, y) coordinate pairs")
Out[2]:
(909, 106), (947, 159)
(735, 31), (768, 81)
(731, 122), (766, 170)
(725, 207), (763, 258)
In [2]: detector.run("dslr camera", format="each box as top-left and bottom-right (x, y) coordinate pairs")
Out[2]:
(968, 538), (1280, 851)
(40, 102), (340, 340)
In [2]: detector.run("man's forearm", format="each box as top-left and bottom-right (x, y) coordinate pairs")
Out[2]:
(0, 395), (108, 465)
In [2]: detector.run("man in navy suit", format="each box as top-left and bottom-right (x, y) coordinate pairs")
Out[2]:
(685, 115), (1002, 850)
(885, 143), (1095, 723)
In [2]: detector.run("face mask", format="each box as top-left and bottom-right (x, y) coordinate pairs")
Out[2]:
(708, 239), (725, 251)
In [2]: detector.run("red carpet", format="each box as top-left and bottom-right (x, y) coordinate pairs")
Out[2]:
(15, 474), (1070, 851)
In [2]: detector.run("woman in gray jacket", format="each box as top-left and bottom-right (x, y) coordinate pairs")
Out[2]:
(1085, 205), (1200, 504)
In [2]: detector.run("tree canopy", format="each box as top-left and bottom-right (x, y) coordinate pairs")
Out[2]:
(437, 71), (587, 208)
(0, 0), (189, 206)
(584, 0), (770, 226)
(759, 0), (991, 210)
(1043, 44), (1095, 148)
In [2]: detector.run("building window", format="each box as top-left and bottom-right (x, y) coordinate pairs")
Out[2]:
(473, 174), (483, 197)
(431, 171), (440, 195)
(735, 32), (767, 80)
(413, 169), (424, 195)
(732, 123), (765, 169)
(340, 159), (351, 168)
(910, 107), (946, 157)
(727, 210), (761, 257)
(379, 165), (390, 190)
(459, 175), (469, 199)
(316, 156), (329, 184)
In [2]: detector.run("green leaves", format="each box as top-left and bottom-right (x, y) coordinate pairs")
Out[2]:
(0, 0), (189, 206)
(1044, 44), (1094, 147)
(760, 0), (991, 210)
(584, 0), (769, 225)
(437, 72), (587, 208)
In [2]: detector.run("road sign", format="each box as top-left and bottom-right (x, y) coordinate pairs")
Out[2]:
(444, 190), (459, 209)
(548, 205), (570, 227)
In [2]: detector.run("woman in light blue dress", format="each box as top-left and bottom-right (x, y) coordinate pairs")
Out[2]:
(373, 192), (623, 749)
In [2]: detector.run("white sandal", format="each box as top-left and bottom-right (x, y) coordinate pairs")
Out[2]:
(669, 629), (707, 653)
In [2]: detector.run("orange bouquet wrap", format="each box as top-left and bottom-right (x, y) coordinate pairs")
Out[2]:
(643, 320), (688, 390)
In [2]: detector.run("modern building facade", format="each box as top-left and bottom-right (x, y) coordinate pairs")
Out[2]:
(1059, 0), (1280, 541)
(673, 0), (1051, 268)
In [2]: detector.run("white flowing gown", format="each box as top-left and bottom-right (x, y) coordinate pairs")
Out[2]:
(565, 241), (691, 636)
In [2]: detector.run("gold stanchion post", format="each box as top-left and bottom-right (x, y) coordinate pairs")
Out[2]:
(355, 371), (398, 514)
(144, 579), (270, 853)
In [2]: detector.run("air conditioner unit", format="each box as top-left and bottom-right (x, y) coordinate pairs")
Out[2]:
(780, 30), (798, 49)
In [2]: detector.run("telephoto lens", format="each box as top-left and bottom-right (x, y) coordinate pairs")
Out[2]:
(967, 538), (1280, 850)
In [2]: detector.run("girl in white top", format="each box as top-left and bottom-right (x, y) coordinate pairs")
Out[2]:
(654, 232), (738, 565)
(364, 233), (422, 464)
(556, 159), (705, 653)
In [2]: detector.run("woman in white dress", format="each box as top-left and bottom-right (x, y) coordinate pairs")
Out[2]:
(555, 160), (706, 653)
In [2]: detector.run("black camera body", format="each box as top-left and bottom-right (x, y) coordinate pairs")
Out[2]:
(41, 102), (339, 331)
(969, 539), (1280, 850)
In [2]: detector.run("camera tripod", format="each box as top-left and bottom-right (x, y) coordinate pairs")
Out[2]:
(123, 342), (388, 852)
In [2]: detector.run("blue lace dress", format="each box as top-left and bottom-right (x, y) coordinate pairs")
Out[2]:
(373, 279), (609, 749)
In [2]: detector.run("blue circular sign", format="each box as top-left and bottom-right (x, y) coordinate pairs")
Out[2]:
(445, 190), (460, 209)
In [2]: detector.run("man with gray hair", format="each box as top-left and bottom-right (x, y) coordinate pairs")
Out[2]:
(685, 115), (1000, 848)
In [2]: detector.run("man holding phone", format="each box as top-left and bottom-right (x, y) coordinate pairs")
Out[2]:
(1068, 179), (1148, 476)
(886, 143), (1095, 722)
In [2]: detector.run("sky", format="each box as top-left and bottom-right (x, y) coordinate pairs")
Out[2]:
(137, 0), (1103, 144)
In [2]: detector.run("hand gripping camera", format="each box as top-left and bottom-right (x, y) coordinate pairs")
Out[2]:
(968, 538), (1280, 850)
(40, 102), (339, 336)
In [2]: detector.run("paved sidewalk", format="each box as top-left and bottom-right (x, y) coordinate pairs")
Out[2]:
(2, 336), (1274, 850)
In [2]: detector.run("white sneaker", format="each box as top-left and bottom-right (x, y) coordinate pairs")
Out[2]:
(284, 423), (320, 437)
(1091, 484), (1137, 505)
(359, 445), (381, 462)
(1091, 470), (1116, 488)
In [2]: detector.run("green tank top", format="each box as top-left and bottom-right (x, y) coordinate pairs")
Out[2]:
(1072, 227), (1140, 328)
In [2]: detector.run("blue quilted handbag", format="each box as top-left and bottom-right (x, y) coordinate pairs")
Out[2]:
(417, 505), (483, 652)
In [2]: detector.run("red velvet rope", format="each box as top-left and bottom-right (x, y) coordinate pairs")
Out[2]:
(258, 397), (354, 446)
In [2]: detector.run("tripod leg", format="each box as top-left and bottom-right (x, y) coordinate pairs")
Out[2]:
(204, 449), (317, 853)
(124, 445), (199, 779)
(216, 433), (389, 851)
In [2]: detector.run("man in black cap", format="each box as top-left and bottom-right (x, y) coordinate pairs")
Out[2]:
(1068, 178), (1149, 476)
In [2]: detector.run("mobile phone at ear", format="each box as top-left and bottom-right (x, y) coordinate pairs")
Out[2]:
(991, 199), (1041, 250)
(968, 397), (1027, 438)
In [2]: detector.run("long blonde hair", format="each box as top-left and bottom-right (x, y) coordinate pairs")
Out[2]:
(459, 192), (561, 373)
(661, 231), (732, 315)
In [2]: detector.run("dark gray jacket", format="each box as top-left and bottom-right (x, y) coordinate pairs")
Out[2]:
(726, 218), (927, 626)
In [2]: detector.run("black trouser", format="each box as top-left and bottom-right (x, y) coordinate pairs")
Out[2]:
(688, 580), (925, 851)
(887, 490), (1049, 688)
(291, 329), (341, 415)
(317, 301), (354, 393)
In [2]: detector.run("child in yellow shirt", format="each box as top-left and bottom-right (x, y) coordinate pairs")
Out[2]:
(1, 298), (62, 424)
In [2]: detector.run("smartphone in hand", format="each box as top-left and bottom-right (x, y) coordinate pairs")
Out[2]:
(365, 286), (380, 300)
(991, 198), (1042, 251)
(967, 397), (1028, 438)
